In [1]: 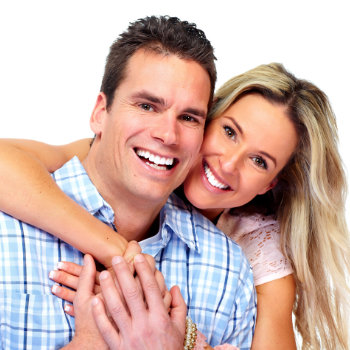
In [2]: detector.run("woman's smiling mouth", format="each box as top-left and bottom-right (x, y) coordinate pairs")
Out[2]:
(203, 161), (231, 190)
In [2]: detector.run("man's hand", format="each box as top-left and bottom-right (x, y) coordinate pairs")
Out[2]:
(50, 253), (171, 315)
(61, 254), (108, 349)
(91, 254), (187, 350)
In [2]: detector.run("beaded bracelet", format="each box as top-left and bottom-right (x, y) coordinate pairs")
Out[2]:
(184, 316), (197, 350)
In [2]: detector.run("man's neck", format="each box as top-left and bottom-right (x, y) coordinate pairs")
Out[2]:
(110, 197), (163, 242)
(82, 154), (166, 242)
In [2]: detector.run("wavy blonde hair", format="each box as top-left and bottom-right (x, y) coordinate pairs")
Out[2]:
(209, 63), (350, 349)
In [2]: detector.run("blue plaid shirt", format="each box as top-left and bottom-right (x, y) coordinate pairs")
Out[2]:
(0, 157), (256, 349)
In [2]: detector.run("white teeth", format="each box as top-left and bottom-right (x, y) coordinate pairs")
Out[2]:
(146, 162), (167, 170)
(136, 149), (174, 168)
(204, 163), (229, 190)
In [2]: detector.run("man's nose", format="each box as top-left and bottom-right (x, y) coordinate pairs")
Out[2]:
(151, 113), (179, 146)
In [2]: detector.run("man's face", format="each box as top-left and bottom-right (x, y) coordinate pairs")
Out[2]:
(89, 49), (211, 206)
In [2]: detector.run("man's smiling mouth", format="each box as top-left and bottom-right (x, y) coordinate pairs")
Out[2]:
(136, 149), (178, 170)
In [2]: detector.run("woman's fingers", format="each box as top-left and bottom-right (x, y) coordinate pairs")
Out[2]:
(50, 269), (101, 294)
(63, 303), (75, 317)
(50, 257), (101, 315)
(49, 269), (80, 291)
(56, 261), (84, 276)
(55, 261), (101, 285)
(51, 283), (76, 303)
(123, 240), (142, 270)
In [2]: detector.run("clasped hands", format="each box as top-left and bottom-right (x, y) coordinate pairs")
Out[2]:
(52, 241), (187, 349)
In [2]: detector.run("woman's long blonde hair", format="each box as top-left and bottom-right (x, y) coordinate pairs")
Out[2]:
(210, 63), (350, 349)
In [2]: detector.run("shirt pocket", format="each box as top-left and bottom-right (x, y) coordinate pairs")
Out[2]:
(0, 292), (75, 349)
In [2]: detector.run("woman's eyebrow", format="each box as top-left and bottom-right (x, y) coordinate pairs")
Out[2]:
(225, 116), (243, 134)
(259, 151), (277, 166)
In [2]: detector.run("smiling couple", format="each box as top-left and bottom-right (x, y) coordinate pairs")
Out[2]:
(0, 15), (256, 350)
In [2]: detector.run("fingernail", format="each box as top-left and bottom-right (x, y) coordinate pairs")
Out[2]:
(91, 297), (99, 306)
(134, 254), (144, 263)
(52, 284), (60, 294)
(64, 304), (72, 312)
(112, 256), (123, 265)
(100, 270), (109, 280)
(49, 270), (56, 279)
(84, 254), (90, 265)
(57, 262), (65, 270)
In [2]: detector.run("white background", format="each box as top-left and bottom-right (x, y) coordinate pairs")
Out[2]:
(1, 0), (349, 223)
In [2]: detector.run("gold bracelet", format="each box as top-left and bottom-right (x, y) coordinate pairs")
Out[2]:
(184, 316), (197, 350)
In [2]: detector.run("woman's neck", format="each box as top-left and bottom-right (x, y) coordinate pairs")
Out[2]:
(175, 186), (225, 223)
(198, 207), (225, 223)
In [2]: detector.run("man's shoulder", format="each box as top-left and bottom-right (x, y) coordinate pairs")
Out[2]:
(52, 156), (87, 184)
(51, 157), (114, 222)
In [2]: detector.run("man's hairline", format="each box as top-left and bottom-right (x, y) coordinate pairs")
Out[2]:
(107, 46), (212, 113)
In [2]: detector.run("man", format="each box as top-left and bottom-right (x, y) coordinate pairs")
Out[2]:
(0, 16), (255, 349)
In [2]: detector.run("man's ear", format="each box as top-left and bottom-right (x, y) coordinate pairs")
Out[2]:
(258, 177), (278, 195)
(90, 93), (108, 136)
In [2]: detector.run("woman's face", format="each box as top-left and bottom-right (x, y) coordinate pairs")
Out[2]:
(183, 93), (298, 220)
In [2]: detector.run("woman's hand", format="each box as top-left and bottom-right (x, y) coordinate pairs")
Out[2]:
(50, 260), (101, 316)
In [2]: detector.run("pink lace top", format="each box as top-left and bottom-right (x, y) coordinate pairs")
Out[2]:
(216, 210), (293, 286)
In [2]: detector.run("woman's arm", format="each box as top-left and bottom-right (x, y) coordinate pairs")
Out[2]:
(0, 138), (128, 267)
(252, 275), (296, 350)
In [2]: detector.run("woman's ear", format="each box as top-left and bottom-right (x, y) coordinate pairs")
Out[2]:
(258, 178), (278, 195)
(90, 93), (108, 136)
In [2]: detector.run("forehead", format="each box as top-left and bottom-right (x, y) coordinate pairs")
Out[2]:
(116, 49), (211, 110)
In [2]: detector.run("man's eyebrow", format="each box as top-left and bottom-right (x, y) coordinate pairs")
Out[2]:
(184, 108), (206, 119)
(131, 91), (206, 119)
(225, 115), (277, 166)
(131, 91), (166, 105)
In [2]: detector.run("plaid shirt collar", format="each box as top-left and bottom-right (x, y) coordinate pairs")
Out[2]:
(160, 193), (202, 253)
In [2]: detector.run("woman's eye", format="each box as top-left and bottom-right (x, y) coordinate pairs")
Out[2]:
(252, 156), (267, 169)
(140, 103), (154, 111)
(224, 126), (236, 139)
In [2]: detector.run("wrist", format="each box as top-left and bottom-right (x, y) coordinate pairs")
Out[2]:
(96, 231), (128, 268)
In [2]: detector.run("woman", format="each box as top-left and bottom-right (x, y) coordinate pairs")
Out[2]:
(0, 63), (349, 349)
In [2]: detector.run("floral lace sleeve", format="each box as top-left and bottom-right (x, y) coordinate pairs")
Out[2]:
(216, 211), (293, 286)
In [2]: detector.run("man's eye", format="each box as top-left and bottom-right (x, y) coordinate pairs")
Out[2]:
(224, 126), (236, 139)
(140, 103), (154, 111)
(181, 115), (197, 123)
(252, 156), (267, 170)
